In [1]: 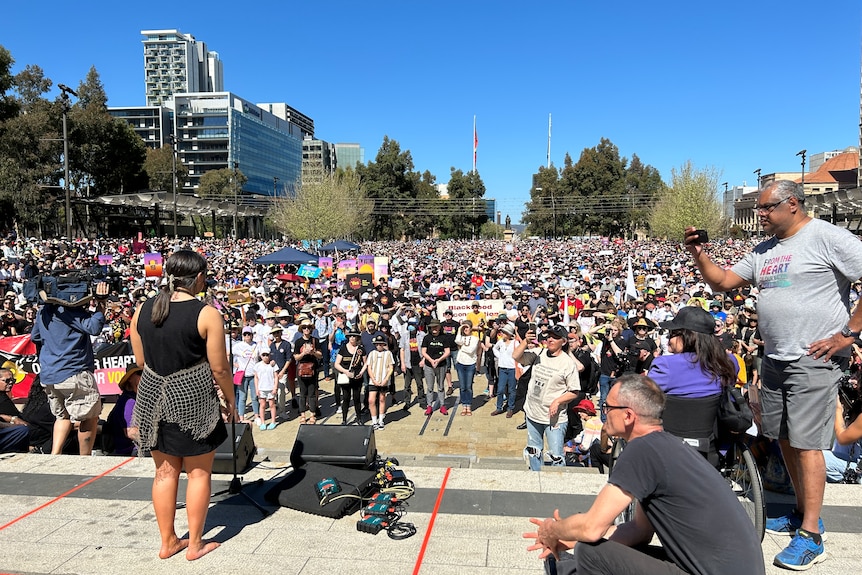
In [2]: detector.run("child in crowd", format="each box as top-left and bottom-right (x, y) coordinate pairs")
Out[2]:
(255, 351), (279, 430)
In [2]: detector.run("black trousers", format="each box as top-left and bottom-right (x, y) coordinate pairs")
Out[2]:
(547, 540), (688, 575)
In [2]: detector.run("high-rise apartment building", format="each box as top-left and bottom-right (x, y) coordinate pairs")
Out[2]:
(142, 29), (223, 106)
(108, 105), (172, 149)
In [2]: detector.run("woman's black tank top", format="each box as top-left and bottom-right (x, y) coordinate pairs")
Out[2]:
(137, 298), (208, 377)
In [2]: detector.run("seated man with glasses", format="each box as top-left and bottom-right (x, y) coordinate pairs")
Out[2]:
(526, 374), (765, 575)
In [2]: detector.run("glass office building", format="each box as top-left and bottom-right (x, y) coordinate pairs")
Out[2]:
(171, 92), (313, 196)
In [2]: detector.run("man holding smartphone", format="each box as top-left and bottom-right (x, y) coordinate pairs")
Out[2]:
(685, 179), (862, 570)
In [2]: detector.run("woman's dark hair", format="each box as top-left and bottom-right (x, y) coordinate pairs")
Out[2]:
(150, 250), (207, 327)
(675, 329), (738, 388)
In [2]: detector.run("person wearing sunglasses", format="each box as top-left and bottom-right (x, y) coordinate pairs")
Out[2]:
(0, 368), (29, 453)
(513, 323), (580, 471)
(685, 179), (862, 569)
(526, 374), (764, 575)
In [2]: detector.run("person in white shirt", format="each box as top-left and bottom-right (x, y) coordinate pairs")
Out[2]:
(365, 334), (394, 429)
(491, 323), (518, 417)
(454, 321), (480, 416)
(254, 351), (279, 430)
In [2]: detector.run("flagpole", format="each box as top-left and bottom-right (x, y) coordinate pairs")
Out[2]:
(547, 113), (551, 169)
(473, 115), (477, 174)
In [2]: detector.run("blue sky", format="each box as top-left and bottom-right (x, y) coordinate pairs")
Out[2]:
(4, 1), (861, 223)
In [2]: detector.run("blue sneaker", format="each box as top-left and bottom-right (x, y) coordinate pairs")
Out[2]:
(774, 530), (825, 571)
(766, 511), (826, 537)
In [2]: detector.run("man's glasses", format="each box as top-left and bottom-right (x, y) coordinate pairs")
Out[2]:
(755, 197), (790, 214)
(601, 403), (629, 415)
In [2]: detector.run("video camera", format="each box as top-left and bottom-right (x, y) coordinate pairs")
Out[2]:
(839, 371), (862, 423)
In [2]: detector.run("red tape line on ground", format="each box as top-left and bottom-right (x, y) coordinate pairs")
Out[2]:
(412, 466), (451, 575)
(0, 456), (136, 532)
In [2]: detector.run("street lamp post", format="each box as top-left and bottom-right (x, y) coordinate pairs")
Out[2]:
(233, 162), (239, 239)
(58, 84), (77, 240)
(797, 150), (807, 189)
(173, 140), (178, 237)
(754, 168), (761, 188)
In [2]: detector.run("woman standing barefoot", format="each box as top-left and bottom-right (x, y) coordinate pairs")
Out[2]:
(131, 250), (235, 561)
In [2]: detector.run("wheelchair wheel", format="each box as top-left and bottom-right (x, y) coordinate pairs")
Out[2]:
(724, 440), (765, 541)
(608, 437), (635, 525)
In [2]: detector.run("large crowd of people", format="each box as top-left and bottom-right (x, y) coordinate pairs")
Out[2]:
(3, 180), (862, 569)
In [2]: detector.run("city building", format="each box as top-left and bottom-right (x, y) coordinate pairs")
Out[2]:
(301, 137), (337, 184)
(171, 92), (313, 196)
(334, 143), (364, 170)
(722, 184), (757, 222)
(142, 29), (223, 106)
(108, 105), (172, 149)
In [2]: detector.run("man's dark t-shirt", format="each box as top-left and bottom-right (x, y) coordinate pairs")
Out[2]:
(609, 431), (765, 575)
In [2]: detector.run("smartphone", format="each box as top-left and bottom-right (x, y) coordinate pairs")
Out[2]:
(691, 229), (709, 245)
(528, 322), (537, 332)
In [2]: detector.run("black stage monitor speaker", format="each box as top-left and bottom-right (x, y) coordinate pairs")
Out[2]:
(213, 422), (256, 474)
(290, 424), (376, 469)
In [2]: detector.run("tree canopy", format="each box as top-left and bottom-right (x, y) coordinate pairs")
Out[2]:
(523, 138), (664, 238)
(649, 160), (723, 240)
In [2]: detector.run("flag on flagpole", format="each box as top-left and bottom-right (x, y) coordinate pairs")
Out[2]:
(625, 256), (638, 301)
(562, 293), (570, 327)
(473, 115), (478, 173)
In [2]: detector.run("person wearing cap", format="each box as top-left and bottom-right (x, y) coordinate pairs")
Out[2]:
(104, 364), (143, 455)
(465, 302), (487, 329)
(267, 325), (291, 416)
(421, 320), (451, 416)
(491, 323), (518, 417)
(334, 329), (367, 425)
(293, 317), (323, 424)
(650, 305), (739, 465)
(623, 318), (658, 375)
(253, 350), (279, 430)
(563, 399), (597, 466)
(366, 334), (395, 429)
(440, 308), (460, 395)
(360, 319), (384, 412)
(312, 303), (333, 380)
(399, 318), (426, 411)
(0, 367), (37, 454)
(513, 323), (580, 471)
(30, 280), (109, 455)
(329, 310), (349, 413)
(233, 326), (261, 424)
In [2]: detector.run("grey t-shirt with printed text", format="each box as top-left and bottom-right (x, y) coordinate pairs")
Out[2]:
(731, 218), (862, 360)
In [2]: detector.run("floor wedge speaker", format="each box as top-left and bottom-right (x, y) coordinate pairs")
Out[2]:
(213, 422), (256, 474)
(290, 424), (376, 469)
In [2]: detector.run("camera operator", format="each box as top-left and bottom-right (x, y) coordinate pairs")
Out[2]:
(827, 371), (862, 483)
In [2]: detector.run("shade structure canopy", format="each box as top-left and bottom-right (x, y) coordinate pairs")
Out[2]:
(318, 240), (361, 253)
(253, 246), (319, 265)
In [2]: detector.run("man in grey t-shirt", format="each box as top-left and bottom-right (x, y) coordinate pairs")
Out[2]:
(683, 180), (862, 571)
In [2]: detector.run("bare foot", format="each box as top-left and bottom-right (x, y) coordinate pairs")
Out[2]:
(158, 538), (189, 559)
(186, 540), (220, 561)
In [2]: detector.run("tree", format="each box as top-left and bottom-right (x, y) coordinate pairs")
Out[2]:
(68, 67), (146, 196)
(144, 145), (189, 192)
(650, 160), (723, 240)
(355, 136), (418, 239)
(197, 167), (245, 200)
(0, 58), (61, 234)
(439, 168), (487, 239)
(522, 164), (561, 237)
(0, 46), (19, 122)
(268, 168), (372, 241)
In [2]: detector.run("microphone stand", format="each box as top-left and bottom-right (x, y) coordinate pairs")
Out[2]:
(211, 303), (270, 517)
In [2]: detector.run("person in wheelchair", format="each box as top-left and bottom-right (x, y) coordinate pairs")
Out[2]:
(648, 306), (739, 466)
